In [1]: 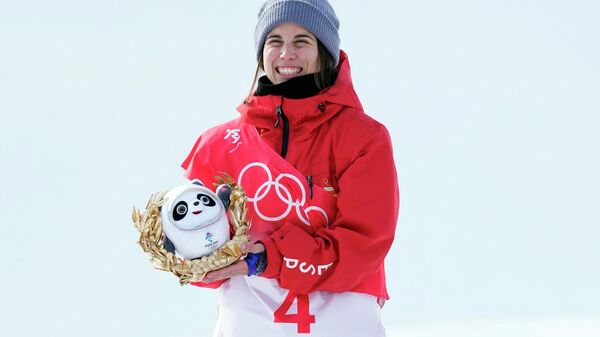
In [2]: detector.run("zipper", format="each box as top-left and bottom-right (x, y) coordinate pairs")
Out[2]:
(307, 175), (313, 200)
(274, 105), (289, 158)
(274, 106), (282, 128)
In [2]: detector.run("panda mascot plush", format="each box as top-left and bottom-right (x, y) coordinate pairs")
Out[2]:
(160, 180), (232, 260)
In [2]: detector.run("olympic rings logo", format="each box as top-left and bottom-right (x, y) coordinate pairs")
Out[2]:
(238, 162), (329, 226)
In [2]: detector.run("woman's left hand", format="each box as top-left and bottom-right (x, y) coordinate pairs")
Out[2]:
(202, 243), (265, 283)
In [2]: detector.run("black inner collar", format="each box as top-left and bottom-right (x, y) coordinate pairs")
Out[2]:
(254, 70), (336, 99)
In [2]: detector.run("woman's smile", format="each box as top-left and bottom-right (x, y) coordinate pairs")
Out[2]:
(276, 66), (303, 76)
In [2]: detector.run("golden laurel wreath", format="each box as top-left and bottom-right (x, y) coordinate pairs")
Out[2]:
(132, 175), (251, 285)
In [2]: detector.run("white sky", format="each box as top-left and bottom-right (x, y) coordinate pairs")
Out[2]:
(1, 0), (599, 336)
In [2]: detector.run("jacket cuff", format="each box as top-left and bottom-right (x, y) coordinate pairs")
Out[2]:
(257, 238), (282, 279)
(190, 279), (225, 288)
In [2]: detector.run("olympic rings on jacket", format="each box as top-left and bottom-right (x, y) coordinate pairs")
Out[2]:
(238, 162), (329, 226)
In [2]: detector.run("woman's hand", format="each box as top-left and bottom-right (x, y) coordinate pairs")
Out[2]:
(202, 243), (265, 283)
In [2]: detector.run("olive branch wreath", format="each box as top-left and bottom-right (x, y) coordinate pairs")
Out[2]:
(132, 175), (251, 285)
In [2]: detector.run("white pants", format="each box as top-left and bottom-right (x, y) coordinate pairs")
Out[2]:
(212, 276), (386, 337)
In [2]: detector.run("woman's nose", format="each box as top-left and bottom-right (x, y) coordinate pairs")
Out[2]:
(279, 43), (296, 59)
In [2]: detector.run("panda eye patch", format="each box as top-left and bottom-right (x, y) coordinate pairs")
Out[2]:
(176, 204), (187, 215)
(172, 200), (188, 221)
(198, 193), (216, 206)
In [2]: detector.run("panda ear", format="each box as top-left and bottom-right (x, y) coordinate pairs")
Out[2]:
(216, 184), (232, 210)
(191, 179), (205, 187)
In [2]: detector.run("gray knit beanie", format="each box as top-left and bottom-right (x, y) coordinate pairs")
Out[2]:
(255, 0), (340, 66)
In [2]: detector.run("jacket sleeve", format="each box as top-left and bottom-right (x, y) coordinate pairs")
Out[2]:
(258, 124), (400, 294)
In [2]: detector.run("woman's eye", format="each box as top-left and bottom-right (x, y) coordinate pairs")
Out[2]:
(176, 204), (187, 215)
(266, 39), (283, 46)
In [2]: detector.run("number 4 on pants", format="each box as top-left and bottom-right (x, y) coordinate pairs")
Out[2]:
(274, 291), (316, 333)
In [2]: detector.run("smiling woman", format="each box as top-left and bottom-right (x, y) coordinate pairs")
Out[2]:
(251, 35), (336, 94)
(262, 23), (320, 84)
(179, 0), (400, 336)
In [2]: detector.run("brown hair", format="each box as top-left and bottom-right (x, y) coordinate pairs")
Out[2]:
(247, 40), (339, 98)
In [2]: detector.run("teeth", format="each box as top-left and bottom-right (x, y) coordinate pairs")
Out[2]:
(277, 67), (302, 75)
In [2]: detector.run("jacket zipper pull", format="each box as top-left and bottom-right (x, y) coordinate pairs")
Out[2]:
(307, 175), (313, 200)
(274, 105), (283, 128)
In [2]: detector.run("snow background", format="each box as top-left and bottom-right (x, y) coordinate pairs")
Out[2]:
(1, 0), (599, 336)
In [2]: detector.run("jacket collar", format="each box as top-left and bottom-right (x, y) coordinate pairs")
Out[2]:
(254, 69), (336, 99)
(237, 51), (363, 132)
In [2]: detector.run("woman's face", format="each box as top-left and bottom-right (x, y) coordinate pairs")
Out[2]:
(262, 23), (320, 84)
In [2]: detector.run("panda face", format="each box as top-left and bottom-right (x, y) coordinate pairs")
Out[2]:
(169, 189), (223, 230)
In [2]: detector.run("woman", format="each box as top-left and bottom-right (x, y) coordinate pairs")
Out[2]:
(181, 0), (399, 336)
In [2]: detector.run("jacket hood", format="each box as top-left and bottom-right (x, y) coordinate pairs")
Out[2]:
(237, 51), (363, 134)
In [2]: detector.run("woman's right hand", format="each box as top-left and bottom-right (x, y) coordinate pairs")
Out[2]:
(201, 243), (265, 282)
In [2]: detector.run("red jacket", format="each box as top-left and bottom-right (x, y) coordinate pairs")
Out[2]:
(183, 51), (399, 299)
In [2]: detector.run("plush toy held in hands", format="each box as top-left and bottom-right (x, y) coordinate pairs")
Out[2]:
(160, 180), (232, 260)
(133, 175), (251, 284)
